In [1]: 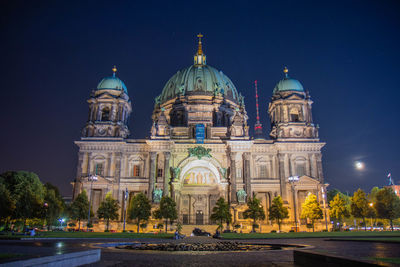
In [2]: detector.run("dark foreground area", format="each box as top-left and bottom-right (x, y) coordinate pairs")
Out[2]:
(1, 236), (400, 266)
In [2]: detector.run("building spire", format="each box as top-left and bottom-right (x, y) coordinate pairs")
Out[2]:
(197, 33), (203, 55)
(194, 33), (206, 65)
(283, 66), (289, 78)
(112, 65), (117, 77)
(254, 80), (263, 139)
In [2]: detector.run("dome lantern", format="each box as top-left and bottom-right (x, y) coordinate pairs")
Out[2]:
(194, 33), (206, 66)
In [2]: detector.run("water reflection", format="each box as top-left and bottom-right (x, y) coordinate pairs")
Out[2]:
(55, 241), (65, 255)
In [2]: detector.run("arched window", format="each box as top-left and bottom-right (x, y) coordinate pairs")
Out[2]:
(101, 108), (110, 121)
(290, 108), (300, 122)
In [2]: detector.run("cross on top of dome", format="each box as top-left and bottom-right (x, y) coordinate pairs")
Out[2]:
(194, 33), (206, 66)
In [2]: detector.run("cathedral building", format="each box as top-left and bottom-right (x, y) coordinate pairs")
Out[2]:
(72, 35), (327, 229)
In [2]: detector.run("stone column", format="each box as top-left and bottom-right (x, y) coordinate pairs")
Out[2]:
(230, 152), (237, 203)
(278, 154), (288, 200)
(114, 152), (122, 200)
(163, 152), (171, 197)
(311, 154), (317, 178)
(73, 152), (84, 199)
(148, 152), (157, 201)
(243, 152), (251, 198)
(317, 154), (324, 182)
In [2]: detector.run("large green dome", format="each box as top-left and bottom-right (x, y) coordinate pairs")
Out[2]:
(159, 64), (239, 104)
(273, 68), (304, 94)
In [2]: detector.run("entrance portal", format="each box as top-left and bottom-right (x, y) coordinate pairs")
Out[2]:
(196, 210), (204, 225)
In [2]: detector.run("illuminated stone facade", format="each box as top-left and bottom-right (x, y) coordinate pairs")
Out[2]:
(72, 37), (327, 229)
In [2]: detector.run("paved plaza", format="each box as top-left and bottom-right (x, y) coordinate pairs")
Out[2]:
(1, 236), (400, 266)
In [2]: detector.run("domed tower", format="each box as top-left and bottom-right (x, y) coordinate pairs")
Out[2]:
(82, 66), (132, 138)
(268, 67), (318, 140)
(151, 34), (249, 140)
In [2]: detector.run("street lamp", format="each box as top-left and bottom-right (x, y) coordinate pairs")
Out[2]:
(369, 203), (373, 230)
(321, 187), (328, 231)
(288, 176), (300, 232)
(58, 218), (65, 230)
(87, 174), (98, 231)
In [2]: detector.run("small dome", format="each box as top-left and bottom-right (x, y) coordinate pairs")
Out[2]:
(96, 67), (127, 93)
(273, 67), (304, 94)
(97, 76), (127, 93)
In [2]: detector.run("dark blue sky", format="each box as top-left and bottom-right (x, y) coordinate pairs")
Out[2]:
(1, 0), (399, 195)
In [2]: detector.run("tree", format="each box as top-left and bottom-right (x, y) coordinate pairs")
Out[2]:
(0, 171), (44, 229)
(70, 190), (90, 230)
(43, 183), (64, 230)
(153, 196), (177, 233)
(350, 189), (370, 231)
(327, 188), (341, 203)
(0, 183), (15, 221)
(128, 192), (151, 233)
(329, 193), (350, 231)
(243, 196), (265, 232)
(97, 192), (120, 231)
(300, 193), (323, 232)
(268, 196), (289, 231)
(375, 187), (400, 231)
(210, 197), (232, 231)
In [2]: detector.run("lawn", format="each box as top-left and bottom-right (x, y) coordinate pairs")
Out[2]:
(0, 231), (174, 239)
(221, 231), (400, 239)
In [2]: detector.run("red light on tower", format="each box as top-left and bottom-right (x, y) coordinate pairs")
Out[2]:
(254, 80), (263, 139)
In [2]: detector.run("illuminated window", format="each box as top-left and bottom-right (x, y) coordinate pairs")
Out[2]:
(95, 163), (103, 176)
(132, 165), (140, 177)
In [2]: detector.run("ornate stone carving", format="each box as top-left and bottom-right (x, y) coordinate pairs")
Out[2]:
(237, 189), (247, 203)
(219, 167), (227, 180)
(170, 167), (181, 181)
(188, 146), (211, 159)
(153, 188), (163, 203)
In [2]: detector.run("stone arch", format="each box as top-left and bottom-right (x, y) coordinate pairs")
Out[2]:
(178, 158), (222, 186)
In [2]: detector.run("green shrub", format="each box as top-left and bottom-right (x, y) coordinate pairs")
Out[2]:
(234, 224), (241, 229)
(104, 229), (109, 232)
(87, 223), (93, 228)
(270, 230), (277, 233)
(289, 229), (294, 232)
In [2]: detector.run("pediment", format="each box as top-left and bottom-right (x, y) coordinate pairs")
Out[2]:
(298, 175), (320, 185)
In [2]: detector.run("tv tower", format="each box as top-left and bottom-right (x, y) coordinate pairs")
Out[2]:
(254, 80), (263, 139)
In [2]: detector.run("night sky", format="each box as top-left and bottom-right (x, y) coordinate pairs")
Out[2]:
(1, 1), (399, 196)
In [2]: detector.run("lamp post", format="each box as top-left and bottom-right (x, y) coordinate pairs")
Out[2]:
(321, 187), (328, 231)
(58, 218), (65, 230)
(369, 203), (373, 230)
(87, 174), (98, 231)
(123, 188), (128, 232)
(288, 176), (299, 231)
